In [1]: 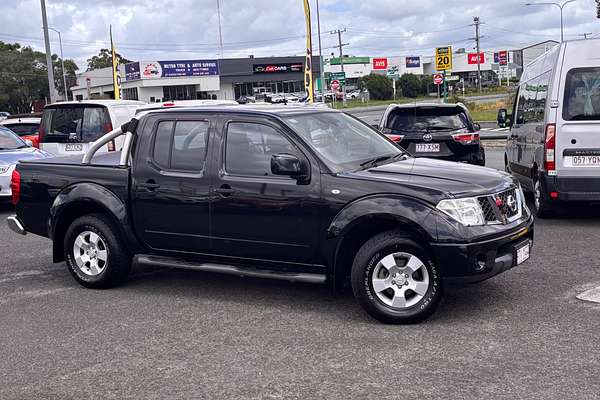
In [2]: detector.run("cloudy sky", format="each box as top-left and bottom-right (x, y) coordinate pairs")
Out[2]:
(2, 0), (599, 69)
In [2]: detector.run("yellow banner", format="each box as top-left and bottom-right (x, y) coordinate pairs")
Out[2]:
(303, 0), (314, 103)
(110, 25), (121, 100)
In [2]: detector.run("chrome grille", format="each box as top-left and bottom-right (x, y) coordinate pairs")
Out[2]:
(478, 187), (522, 224)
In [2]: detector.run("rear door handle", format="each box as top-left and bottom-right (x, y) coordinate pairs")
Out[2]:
(214, 184), (235, 196)
(138, 180), (160, 191)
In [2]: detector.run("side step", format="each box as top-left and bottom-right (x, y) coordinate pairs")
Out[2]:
(134, 255), (327, 284)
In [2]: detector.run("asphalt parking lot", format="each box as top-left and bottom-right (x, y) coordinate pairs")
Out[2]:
(1, 148), (599, 399)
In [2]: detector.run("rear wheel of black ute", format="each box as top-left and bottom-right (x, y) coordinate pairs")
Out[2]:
(351, 231), (442, 324)
(64, 214), (132, 289)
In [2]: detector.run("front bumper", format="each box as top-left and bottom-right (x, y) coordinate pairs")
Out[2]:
(431, 215), (534, 283)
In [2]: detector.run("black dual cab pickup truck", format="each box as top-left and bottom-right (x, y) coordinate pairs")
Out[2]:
(7, 105), (534, 324)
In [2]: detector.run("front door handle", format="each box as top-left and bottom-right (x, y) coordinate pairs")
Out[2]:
(138, 180), (160, 191)
(214, 184), (235, 197)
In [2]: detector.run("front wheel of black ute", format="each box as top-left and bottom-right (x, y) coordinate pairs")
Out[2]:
(64, 214), (132, 289)
(351, 231), (442, 324)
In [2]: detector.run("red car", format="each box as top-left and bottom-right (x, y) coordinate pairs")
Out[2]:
(0, 114), (41, 148)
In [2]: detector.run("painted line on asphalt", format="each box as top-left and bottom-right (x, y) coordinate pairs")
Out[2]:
(576, 286), (600, 304)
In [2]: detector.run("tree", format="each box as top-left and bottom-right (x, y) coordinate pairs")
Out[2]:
(53, 57), (79, 98)
(0, 41), (79, 113)
(398, 73), (422, 98)
(361, 74), (393, 100)
(87, 48), (131, 71)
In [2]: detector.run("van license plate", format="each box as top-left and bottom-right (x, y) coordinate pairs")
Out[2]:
(572, 156), (600, 166)
(516, 241), (531, 265)
(65, 143), (83, 152)
(415, 143), (440, 152)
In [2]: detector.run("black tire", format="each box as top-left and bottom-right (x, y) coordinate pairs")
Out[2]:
(351, 231), (443, 324)
(533, 174), (554, 219)
(64, 214), (132, 289)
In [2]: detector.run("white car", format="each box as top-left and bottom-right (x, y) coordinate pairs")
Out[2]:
(346, 90), (363, 100)
(39, 100), (145, 157)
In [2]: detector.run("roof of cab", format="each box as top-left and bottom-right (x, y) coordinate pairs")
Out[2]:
(140, 103), (337, 118)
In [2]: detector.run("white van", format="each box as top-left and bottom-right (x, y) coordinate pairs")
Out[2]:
(499, 39), (600, 217)
(39, 100), (145, 156)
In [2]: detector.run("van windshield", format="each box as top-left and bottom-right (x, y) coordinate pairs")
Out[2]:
(385, 107), (470, 132)
(41, 106), (111, 143)
(563, 67), (600, 121)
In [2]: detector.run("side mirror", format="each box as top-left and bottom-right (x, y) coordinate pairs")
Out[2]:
(271, 153), (303, 177)
(497, 108), (508, 127)
(24, 139), (33, 147)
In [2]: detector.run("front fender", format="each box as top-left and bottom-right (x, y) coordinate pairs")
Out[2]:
(327, 194), (437, 241)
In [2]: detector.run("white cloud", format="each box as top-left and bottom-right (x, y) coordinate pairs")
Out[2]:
(0, 0), (598, 69)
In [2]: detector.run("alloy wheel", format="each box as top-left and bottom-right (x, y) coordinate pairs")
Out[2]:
(72, 230), (108, 276)
(371, 252), (430, 309)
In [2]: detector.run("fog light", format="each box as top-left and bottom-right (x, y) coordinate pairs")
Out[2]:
(474, 254), (487, 271)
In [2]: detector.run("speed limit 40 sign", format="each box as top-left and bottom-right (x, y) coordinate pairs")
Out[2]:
(435, 46), (452, 71)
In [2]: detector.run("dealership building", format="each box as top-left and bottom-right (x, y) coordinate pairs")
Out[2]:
(71, 56), (321, 102)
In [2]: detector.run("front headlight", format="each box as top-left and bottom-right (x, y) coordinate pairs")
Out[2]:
(437, 197), (485, 226)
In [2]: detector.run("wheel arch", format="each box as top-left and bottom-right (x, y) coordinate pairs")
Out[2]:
(328, 195), (436, 291)
(50, 183), (139, 262)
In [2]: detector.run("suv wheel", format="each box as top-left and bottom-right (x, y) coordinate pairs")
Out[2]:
(351, 231), (442, 324)
(64, 214), (132, 288)
(533, 176), (554, 218)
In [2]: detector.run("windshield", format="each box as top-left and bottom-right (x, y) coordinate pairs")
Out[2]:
(0, 128), (26, 150)
(386, 107), (470, 132)
(4, 123), (39, 136)
(283, 112), (402, 172)
(563, 67), (600, 121)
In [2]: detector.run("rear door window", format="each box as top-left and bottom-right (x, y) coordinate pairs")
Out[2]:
(386, 107), (469, 132)
(563, 67), (600, 121)
(40, 106), (111, 143)
(152, 120), (210, 172)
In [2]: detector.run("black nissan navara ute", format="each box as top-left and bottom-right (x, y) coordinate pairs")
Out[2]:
(7, 105), (533, 324)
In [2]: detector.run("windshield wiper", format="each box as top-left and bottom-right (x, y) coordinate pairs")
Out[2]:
(359, 152), (405, 169)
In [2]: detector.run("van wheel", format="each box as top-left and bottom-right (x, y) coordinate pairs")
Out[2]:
(533, 176), (554, 218)
(64, 214), (132, 289)
(351, 231), (442, 324)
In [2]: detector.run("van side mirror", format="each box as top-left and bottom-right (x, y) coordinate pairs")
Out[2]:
(271, 153), (303, 177)
(497, 109), (508, 127)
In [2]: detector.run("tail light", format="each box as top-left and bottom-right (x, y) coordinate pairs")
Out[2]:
(163, 102), (175, 107)
(107, 140), (116, 152)
(452, 132), (480, 144)
(38, 124), (46, 143)
(11, 169), (20, 206)
(103, 121), (113, 134)
(381, 128), (404, 142)
(544, 123), (556, 173)
(387, 134), (404, 142)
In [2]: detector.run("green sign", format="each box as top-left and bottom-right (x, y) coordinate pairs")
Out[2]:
(330, 71), (346, 85)
(329, 57), (370, 65)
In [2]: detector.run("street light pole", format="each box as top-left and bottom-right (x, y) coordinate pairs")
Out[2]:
(40, 0), (57, 103)
(48, 27), (68, 101)
(525, 0), (578, 42)
(316, 0), (325, 102)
